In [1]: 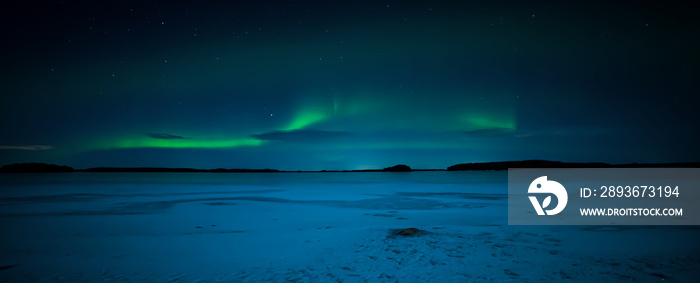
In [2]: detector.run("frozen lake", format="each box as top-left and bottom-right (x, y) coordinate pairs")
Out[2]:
(1, 172), (699, 282)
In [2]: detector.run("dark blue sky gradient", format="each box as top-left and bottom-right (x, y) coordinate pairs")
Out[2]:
(1, 1), (698, 170)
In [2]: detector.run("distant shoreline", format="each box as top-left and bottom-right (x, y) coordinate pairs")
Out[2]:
(1, 161), (698, 173)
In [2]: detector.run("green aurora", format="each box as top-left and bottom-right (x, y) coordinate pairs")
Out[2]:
(1, 1), (697, 169)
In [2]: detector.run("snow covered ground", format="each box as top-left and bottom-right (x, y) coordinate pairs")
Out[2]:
(1, 172), (698, 282)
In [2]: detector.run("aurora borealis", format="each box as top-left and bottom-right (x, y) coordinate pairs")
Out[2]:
(1, 1), (698, 170)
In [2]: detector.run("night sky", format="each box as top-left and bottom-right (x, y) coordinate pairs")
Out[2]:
(1, 1), (698, 170)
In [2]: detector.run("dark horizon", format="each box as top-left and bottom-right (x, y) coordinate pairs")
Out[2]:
(3, 160), (699, 173)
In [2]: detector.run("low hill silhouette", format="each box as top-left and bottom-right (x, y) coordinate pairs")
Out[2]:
(446, 160), (700, 171)
(446, 160), (608, 171)
(81, 167), (279, 173)
(382, 164), (412, 172)
(0, 163), (74, 173)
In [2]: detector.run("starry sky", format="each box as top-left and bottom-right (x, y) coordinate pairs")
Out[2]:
(1, 1), (698, 170)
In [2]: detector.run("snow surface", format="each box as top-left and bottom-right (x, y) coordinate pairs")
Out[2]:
(0, 172), (699, 282)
